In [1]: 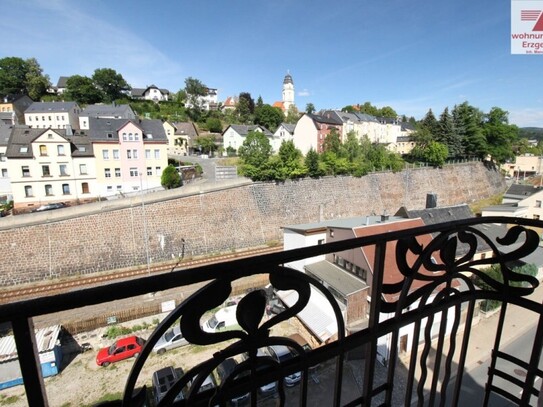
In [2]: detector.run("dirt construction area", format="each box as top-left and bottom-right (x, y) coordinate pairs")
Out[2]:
(0, 313), (306, 407)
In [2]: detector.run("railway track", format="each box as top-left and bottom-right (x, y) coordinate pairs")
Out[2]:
(0, 245), (283, 304)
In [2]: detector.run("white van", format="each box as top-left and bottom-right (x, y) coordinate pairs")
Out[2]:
(203, 305), (238, 333)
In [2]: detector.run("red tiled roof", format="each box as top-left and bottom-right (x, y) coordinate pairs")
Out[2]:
(353, 218), (457, 303)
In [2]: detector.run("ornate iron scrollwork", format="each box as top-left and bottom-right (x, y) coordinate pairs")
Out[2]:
(122, 265), (344, 407)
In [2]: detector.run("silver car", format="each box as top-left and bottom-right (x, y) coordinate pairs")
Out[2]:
(153, 325), (188, 354)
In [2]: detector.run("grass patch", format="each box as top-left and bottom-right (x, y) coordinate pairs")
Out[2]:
(469, 193), (503, 215)
(0, 395), (21, 404)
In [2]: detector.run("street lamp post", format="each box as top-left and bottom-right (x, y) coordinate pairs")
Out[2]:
(140, 172), (151, 275)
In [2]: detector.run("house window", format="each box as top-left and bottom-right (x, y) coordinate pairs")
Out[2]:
(102, 150), (109, 160)
(127, 150), (132, 159)
(154, 149), (160, 159)
(318, 239), (325, 245)
(113, 149), (119, 160)
(62, 184), (70, 195)
(115, 168), (121, 177)
(130, 168), (138, 177)
(128, 133), (133, 141)
(57, 145), (65, 155)
(122, 133), (127, 141)
(82, 182), (89, 194)
(45, 184), (53, 196)
(535, 215), (541, 220)
(1, 169), (7, 177)
(134, 133), (140, 140)
(147, 167), (152, 176)
(42, 165), (50, 176)
(536, 200), (542, 208)
(20, 146), (28, 153)
(133, 149), (138, 159)
(79, 164), (87, 175)
(0, 153), (5, 162)
(104, 168), (111, 178)
(78, 146), (86, 152)
(24, 185), (33, 197)
(329, 229), (334, 238)
(155, 166), (161, 175)
(59, 164), (68, 176)
(39, 145), (47, 156)
(22, 166), (30, 177)
(145, 149), (151, 159)
(107, 186), (113, 192)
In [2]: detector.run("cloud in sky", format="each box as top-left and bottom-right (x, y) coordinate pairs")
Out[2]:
(0, 0), (183, 89)
(509, 109), (543, 128)
(298, 89), (311, 97)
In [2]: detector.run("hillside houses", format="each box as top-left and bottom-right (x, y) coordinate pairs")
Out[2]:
(2, 113), (168, 212)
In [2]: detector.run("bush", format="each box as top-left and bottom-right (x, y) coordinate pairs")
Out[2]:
(104, 325), (132, 339)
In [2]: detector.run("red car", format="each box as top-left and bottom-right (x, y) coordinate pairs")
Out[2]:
(96, 336), (145, 367)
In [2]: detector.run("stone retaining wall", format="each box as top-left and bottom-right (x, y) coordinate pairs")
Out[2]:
(0, 162), (505, 287)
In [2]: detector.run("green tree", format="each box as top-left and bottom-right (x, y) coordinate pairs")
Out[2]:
(65, 75), (103, 104)
(305, 148), (323, 178)
(25, 58), (51, 100)
(378, 106), (397, 118)
(161, 165), (182, 189)
(483, 107), (518, 163)
(235, 97), (252, 124)
(92, 68), (130, 103)
(452, 102), (486, 158)
(238, 130), (272, 177)
(239, 92), (255, 114)
(195, 136), (217, 155)
(322, 128), (342, 155)
(205, 117), (223, 133)
(254, 104), (284, 132)
(0, 57), (28, 95)
(358, 102), (379, 116)
(343, 131), (362, 161)
(256, 95), (264, 108)
(285, 105), (300, 124)
(423, 141), (449, 167)
(278, 140), (306, 179)
(420, 109), (440, 137)
(438, 107), (463, 157)
(0, 57), (50, 99)
(305, 103), (316, 114)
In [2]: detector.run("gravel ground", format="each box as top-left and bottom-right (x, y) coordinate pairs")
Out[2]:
(0, 314), (300, 407)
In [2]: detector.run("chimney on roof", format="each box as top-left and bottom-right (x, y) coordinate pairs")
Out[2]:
(426, 193), (438, 209)
(381, 211), (389, 222)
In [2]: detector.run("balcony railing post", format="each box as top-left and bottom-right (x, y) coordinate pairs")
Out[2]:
(12, 317), (48, 407)
(364, 240), (387, 405)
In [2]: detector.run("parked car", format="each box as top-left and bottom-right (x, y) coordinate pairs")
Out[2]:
(96, 335), (145, 367)
(241, 349), (277, 396)
(152, 366), (185, 405)
(266, 345), (301, 386)
(153, 325), (188, 354)
(32, 202), (67, 212)
(203, 305), (238, 333)
(216, 358), (250, 406)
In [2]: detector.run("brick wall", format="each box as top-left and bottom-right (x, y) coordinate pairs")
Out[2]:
(0, 162), (505, 287)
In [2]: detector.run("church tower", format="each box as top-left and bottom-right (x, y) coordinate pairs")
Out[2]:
(282, 72), (295, 112)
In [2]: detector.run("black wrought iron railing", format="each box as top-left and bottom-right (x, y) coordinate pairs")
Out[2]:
(1, 216), (543, 406)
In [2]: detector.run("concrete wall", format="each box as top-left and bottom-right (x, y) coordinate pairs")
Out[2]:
(0, 162), (505, 287)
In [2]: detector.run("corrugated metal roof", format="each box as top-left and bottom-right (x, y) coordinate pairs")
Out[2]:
(0, 325), (61, 363)
(277, 287), (341, 342)
(305, 261), (368, 297)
